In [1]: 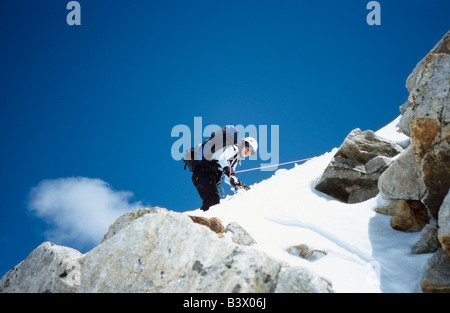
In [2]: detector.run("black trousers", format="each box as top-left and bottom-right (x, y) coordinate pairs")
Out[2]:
(192, 163), (222, 211)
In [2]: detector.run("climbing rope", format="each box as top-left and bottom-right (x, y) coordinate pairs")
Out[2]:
(234, 157), (315, 174)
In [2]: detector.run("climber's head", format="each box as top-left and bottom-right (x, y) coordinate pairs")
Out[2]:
(240, 137), (258, 157)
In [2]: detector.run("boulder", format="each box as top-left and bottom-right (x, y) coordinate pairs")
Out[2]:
(286, 244), (327, 261)
(420, 248), (450, 293)
(411, 224), (440, 254)
(226, 222), (257, 246)
(378, 145), (426, 201)
(101, 206), (167, 243)
(0, 242), (84, 293)
(375, 199), (429, 232)
(274, 266), (333, 293)
(438, 190), (450, 256)
(315, 128), (403, 203)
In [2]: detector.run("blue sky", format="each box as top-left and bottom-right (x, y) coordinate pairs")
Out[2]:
(0, 0), (449, 276)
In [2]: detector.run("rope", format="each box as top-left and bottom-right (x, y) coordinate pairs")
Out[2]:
(234, 157), (315, 174)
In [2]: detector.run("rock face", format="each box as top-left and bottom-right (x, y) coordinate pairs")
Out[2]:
(381, 31), (450, 292)
(405, 31), (450, 220)
(0, 242), (83, 293)
(315, 128), (403, 203)
(0, 209), (332, 293)
(101, 207), (167, 243)
(312, 31), (449, 292)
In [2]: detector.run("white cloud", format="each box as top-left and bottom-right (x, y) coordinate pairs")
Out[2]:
(28, 177), (143, 251)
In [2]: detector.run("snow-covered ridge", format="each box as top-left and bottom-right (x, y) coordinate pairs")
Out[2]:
(187, 117), (431, 292)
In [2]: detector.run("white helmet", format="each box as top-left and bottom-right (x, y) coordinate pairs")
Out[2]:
(241, 137), (258, 155)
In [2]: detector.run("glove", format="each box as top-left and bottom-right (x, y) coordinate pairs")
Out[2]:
(229, 175), (240, 189)
(238, 181), (250, 191)
(224, 166), (250, 191)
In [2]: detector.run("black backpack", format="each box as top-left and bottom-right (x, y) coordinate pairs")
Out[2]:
(183, 125), (239, 172)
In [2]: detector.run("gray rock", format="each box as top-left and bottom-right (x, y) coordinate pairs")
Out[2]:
(2, 210), (332, 293)
(335, 129), (403, 163)
(315, 128), (403, 203)
(420, 248), (450, 293)
(101, 206), (167, 243)
(411, 224), (440, 254)
(406, 31), (450, 93)
(365, 156), (394, 175)
(226, 222), (257, 246)
(274, 266), (333, 293)
(78, 211), (332, 293)
(378, 145), (426, 201)
(398, 101), (414, 137)
(0, 242), (84, 293)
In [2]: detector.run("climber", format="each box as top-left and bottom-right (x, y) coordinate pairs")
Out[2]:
(192, 137), (258, 211)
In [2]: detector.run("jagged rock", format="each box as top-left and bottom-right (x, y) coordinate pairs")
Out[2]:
(398, 101), (414, 137)
(420, 248), (450, 293)
(375, 199), (429, 232)
(1, 210), (332, 293)
(286, 244), (327, 261)
(274, 266), (333, 293)
(335, 128), (403, 163)
(188, 215), (227, 234)
(315, 128), (403, 203)
(378, 145), (426, 201)
(0, 242), (84, 293)
(438, 190), (450, 256)
(411, 224), (440, 254)
(406, 31), (450, 93)
(101, 207), (167, 243)
(405, 31), (450, 219)
(78, 211), (332, 292)
(226, 222), (256, 246)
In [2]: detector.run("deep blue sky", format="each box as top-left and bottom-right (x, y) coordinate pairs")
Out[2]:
(0, 0), (449, 276)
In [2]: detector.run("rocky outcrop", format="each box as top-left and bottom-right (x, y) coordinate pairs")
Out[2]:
(404, 31), (450, 220)
(0, 209), (332, 293)
(0, 242), (84, 293)
(101, 206), (167, 243)
(379, 31), (450, 292)
(315, 128), (403, 203)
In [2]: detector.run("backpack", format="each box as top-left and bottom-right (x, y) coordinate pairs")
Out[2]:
(183, 125), (239, 172)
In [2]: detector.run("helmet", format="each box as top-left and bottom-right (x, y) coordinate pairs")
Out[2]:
(241, 137), (258, 155)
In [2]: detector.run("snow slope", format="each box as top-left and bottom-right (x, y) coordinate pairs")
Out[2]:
(186, 116), (433, 293)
